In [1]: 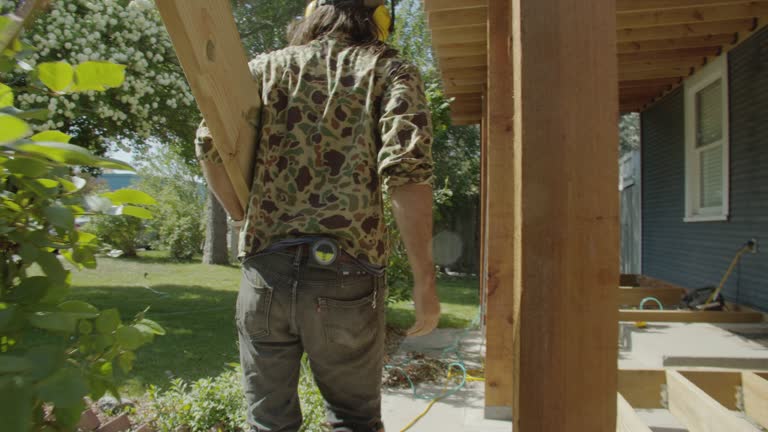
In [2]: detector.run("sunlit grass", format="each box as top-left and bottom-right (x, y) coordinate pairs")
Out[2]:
(65, 250), (479, 396)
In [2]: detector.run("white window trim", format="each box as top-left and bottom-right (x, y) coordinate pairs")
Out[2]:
(684, 55), (730, 223)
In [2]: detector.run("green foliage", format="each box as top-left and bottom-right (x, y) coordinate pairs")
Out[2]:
(145, 359), (325, 432)
(1, 0), (199, 160)
(232, 0), (305, 56)
(84, 213), (146, 258)
(620, 113), (640, 155)
(134, 147), (206, 260)
(0, 23), (162, 432)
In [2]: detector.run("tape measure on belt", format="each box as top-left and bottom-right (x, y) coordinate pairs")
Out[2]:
(310, 238), (339, 266)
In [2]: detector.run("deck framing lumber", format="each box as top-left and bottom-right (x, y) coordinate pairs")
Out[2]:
(666, 370), (761, 432)
(743, 372), (768, 429)
(619, 309), (764, 323)
(617, 393), (654, 432)
(156, 0), (258, 208)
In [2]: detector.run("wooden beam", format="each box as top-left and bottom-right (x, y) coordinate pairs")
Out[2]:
(619, 67), (691, 81)
(620, 96), (658, 107)
(450, 103), (482, 117)
(618, 33), (737, 52)
(619, 57), (705, 72)
(443, 76), (485, 86)
(617, 393), (653, 432)
(618, 47), (721, 63)
(743, 372), (768, 429)
(617, 3), (768, 29)
(620, 105), (647, 113)
(452, 114), (481, 125)
(428, 7), (487, 29)
(513, 0), (619, 429)
(156, 0), (258, 208)
(617, 286), (685, 307)
(618, 370), (666, 409)
(423, 0), (486, 12)
(620, 77), (682, 88)
(619, 309), (764, 323)
(431, 25), (487, 45)
(479, 90), (488, 335)
(442, 65), (487, 79)
(439, 54), (487, 69)
(680, 370), (742, 410)
(667, 370), (761, 432)
(443, 83), (484, 95)
(617, 19), (756, 43)
(618, 369), (744, 410)
(434, 41), (487, 58)
(483, 0), (516, 420)
(619, 85), (672, 99)
(617, 0), (762, 13)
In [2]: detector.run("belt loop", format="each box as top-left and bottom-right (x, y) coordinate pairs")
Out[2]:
(293, 244), (303, 279)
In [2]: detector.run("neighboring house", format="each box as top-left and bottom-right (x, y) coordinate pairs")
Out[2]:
(639, 26), (768, 312)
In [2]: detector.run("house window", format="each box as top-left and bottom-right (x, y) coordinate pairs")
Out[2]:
(684, 55), (729, 222)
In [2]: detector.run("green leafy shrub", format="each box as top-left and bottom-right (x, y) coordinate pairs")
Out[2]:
(0, 15), (163, 432)
(84, 213), (146, 258)
(145, 360), (325, 432)
(134, 147), (205, 260)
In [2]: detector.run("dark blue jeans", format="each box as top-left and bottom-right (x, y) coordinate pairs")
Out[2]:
(237, 247), (386, 432)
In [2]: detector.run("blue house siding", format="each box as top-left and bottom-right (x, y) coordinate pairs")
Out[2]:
(641, 27), (768, 312)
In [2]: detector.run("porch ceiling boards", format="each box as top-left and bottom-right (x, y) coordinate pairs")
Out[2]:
(424, 0), (768, 124)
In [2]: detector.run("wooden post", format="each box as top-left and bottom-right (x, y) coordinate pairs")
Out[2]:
(512, 0), (620, 429)
(156, 0), (259, 209)
(483, 0), (518, 420)
(479, 90), (488, 332)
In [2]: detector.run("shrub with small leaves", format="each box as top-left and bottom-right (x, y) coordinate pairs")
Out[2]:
(144, 359), (326, 432)
(0, 12), (163, 432)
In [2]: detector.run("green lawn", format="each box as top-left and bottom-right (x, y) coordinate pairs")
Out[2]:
(67, 251), (479, 395)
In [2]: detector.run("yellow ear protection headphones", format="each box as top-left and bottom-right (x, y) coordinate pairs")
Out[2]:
(304, 0), (394, 42)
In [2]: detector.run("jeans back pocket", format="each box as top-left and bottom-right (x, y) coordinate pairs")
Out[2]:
(236, 266), (275, 340)
(317, 276), (382, 350)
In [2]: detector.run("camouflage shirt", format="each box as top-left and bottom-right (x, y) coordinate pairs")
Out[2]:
(196, 36), (433, 266)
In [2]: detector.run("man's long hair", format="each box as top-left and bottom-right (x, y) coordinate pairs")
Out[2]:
(287, 3), (386, 48)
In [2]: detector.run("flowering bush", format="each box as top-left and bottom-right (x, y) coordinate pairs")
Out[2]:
(0, 10), (163, 431)
(0, 0), (198, 153)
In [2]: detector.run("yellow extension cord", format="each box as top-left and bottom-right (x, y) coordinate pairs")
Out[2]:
(398, 368), (486, 432)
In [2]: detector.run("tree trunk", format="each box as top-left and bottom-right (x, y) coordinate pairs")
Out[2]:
(203, 190), (229, 265)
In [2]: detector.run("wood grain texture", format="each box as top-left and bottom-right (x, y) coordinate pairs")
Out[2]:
(483, 0), (517, 415)
(743, 371), (768, 428)
(617, 393), (653, 432)
(618, 19), (755, 43)
(666, 370), (761, 432)
(617, 0), (762, 13)
(617, 3), (768, 29)
(423, 0), (486, 12)
(619, 309), (764, 323)
(156, 0), (259, 208)
(513, 0), (619, 429)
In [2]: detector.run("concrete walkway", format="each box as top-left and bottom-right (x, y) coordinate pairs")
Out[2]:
(381, 321), (768, 431)
(381, 328), (512, 432)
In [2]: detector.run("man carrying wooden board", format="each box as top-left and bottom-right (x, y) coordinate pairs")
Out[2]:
(180, 1), (438, 431)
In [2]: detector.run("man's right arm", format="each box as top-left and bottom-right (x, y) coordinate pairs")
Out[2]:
(379, 61), (439, 336)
